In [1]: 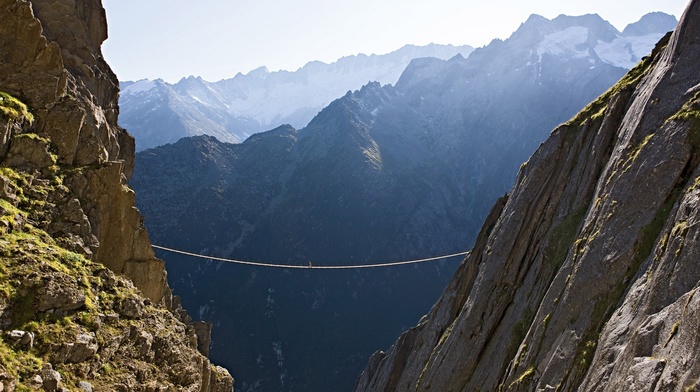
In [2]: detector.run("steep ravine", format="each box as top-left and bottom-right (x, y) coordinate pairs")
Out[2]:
(129, 13), (676, 391)
(0, 0), (232, 390)
(354, 1), (700, 391)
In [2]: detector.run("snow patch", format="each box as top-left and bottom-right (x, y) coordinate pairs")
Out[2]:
(122, 79), (158, 95)
(221, 45), (474, 127)
(532, 26), (665, 70)
(536, 27), (590, 62)
(596, 33), (666, 68)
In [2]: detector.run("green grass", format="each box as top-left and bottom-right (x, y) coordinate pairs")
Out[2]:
(13, 132), (50, 144)
(0, 170), (100, 388)
(0, 341), (43, 385)
(0, 91), (34, 122)
(626, 133), (655, 166)
(542, 314), (551, 329)
(509, 366), (536, 388)
(665, 321), (680, 346)
(544, 208), (587, 273)
(668, 90), (700, 124)
(506, 307), (534, 372)
(692, 176), (700, 191)
(564, 52), (656, 130)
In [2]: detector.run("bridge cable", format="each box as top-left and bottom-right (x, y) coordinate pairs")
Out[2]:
(152, 244), (469, 270)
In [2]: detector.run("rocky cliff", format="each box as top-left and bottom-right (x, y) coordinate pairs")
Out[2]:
(0, 0), (232, 390)
(354, 1), (700, 391)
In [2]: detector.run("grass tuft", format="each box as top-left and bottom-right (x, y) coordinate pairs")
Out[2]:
(0, 91), (34, 122)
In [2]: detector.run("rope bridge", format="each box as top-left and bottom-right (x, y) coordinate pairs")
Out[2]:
(152, 244), (469, 270)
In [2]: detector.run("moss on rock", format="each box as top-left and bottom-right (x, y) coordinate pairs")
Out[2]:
(0, 91), (34, 123)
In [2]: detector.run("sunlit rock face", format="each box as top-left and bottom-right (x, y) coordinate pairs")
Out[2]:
(354, 2), (700, 391)
(0, 0), (233, 389)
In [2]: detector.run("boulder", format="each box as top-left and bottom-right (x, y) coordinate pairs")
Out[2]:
(35, 274), (86, 313)
(51, 332), (98, 363)
(133, 329), (154, 359)
(6, 330), (34, 350)
(118, 296), (145, 319)
(40, 363), (62, 391)
(3, 134), (55, 174)
(210, 366), (234, 392)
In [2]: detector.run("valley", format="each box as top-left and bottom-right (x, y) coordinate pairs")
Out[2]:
(130, 11), (677, 392)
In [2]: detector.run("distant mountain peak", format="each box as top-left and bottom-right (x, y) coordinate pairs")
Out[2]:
(119, 12), (677, 153)
(504, 11), (678, 70)
(512, 12), (618, 45)
(120, 78), (163, 95)
(622, 12), (678, 36)
(246, 66), (271, 78)
(119, 43), (474, 151)
(521, 13), (549, 27)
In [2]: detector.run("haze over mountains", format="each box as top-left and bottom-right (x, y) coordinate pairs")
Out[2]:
(121, 12), (679, 154)
(130, 11), (678, 392)
(119, 44), (474, 150)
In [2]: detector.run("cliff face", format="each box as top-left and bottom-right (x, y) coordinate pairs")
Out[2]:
(0, 0), (232, 390)
(0, 0), (162, 300)
(355, 1), (700, 391)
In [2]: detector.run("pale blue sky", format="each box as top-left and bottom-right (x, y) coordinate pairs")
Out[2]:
(102, 0), (689, 83)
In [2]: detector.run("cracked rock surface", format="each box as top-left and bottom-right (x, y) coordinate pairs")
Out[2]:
(354, 1), (700, 391)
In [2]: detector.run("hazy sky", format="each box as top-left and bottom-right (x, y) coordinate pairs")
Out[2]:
(102, 0), (689, 83)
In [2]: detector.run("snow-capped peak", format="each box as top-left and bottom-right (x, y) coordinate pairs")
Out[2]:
(246, 66), (271, 79)
(121, 79), (162, 95)
(528, 12), (678, 69)
(535, 26), (591, 61)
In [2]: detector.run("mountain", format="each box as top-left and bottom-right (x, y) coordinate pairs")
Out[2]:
(622, 11), (678, 36)
(119, 44), (475, 151)
(122, 12), (677, 154)
(0, 0), (231, 390)
(354, 2), (700, 391)
(131, 11), (678, 392)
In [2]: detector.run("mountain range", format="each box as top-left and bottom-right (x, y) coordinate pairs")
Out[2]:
(121, 11), (679, 154)
(130, 11), (678, 392)
(119, 44), (474, 151)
